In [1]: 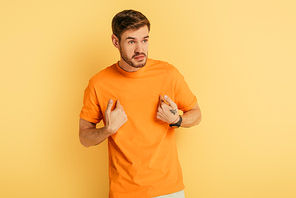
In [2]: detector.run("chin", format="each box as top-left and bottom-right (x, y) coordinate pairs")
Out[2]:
(133, 63), (146, 68)
(133, 59), (147, 68)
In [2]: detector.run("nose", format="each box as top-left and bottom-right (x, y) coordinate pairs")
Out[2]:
(134, 43), (144, 53)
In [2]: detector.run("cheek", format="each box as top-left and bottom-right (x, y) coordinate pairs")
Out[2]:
(144, 44), (149, 51)
(126, 49), (134, 57)
(124, 46), (134, 53)
(121, 47), (131, 56)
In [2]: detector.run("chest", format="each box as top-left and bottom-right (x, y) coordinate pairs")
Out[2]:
(96, 75), (176, 117)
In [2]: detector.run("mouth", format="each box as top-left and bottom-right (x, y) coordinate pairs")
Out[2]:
(133, 54), (146, 60)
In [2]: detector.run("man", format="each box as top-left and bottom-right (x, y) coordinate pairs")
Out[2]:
(79, 10), (202, 198)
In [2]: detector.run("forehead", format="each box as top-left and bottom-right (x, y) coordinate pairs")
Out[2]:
(121, 26), (149, 40)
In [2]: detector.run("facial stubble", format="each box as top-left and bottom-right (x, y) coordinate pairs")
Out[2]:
(119, 46), (147, 69)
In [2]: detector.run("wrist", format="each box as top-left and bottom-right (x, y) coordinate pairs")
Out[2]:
(169, 115), (182, 128)
(104, 126), (115, 135)
(171, 116), (180, 124)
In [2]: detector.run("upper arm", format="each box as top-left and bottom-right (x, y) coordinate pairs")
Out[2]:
(184, 102), (202, 122)
(181, 102), (202, 127)
(80, 79), (103, 124)
(184, 102), (200, 113)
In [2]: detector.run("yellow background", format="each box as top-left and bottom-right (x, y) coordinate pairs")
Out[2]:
(1, 0), (296, 197)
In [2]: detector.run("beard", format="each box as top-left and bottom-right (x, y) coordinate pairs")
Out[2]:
(119, 46), (148, 69)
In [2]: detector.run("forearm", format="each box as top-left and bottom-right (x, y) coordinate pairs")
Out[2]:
(79, 126), (111, 148)
(180, 107), (202, 128)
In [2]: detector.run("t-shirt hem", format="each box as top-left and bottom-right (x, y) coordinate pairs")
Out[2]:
(181, 96), (197, 112)
(149, 185), (185, 198)
(110, 184), (185, 198)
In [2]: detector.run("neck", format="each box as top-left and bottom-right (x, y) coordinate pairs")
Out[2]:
(118, 60), (141, 72)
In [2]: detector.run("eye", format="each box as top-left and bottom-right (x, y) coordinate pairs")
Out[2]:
(128, 41), (135, 44)
(142, 39), (148, 43)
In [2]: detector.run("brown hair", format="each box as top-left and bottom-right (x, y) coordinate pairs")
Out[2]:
(112, 10), (150, 41)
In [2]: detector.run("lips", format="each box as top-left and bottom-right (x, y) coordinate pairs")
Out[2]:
(133, 53), (146, 59)
(134, 55), (144, 59)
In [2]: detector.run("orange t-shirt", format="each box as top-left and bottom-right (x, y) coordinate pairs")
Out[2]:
(80, 59), (197, 198)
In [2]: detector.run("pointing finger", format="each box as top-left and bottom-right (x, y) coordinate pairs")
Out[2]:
(159, 95), (163, 103)
(115, 99), (123, 110)
(158, 95), (163, 109)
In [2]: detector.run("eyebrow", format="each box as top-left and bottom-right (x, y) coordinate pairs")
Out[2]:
(125, 36), (149, 40)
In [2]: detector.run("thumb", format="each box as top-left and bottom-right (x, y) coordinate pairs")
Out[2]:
(160, 95), (169, 106)
(106, 99), (113, 113)
(105, 99), (113, 125)
(164, 95), (175, 107)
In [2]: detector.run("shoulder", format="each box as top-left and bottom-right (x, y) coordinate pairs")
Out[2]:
(88, 63), (117, 85)
(147, 59), (180, 74)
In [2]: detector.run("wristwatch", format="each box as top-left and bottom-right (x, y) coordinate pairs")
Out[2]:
(169, 115), (182, 128)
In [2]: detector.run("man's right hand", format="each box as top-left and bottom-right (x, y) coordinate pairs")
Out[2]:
(105, 99), (128, 134)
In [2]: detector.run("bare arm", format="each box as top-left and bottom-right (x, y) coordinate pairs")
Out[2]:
(180, 103), (202, 128)
(79, 99), (127, 148)
(79, 118), (111, 147)
(157, 95), (202, 128)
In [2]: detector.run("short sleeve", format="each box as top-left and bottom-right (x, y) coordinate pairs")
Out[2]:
(173, 69), (197, 112)
(79, 79), (103, 123)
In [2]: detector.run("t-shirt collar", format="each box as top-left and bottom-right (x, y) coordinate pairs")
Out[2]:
(115, 59), (150, 78)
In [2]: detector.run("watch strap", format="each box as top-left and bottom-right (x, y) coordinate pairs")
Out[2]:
(169, 115), (182, 128)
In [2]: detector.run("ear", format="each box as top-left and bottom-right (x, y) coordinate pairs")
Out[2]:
(111, 34), (120, 49)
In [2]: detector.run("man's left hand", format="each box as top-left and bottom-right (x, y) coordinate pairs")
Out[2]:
(156, 95), (180, 124)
